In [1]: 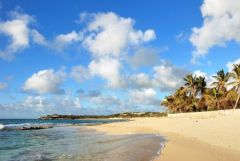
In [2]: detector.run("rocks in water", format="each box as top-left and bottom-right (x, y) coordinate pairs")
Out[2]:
(20, 125), (53, 130)
(1, 124), (54, 131)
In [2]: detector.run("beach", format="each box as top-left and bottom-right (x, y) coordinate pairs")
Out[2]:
(88, 109), (240, 161)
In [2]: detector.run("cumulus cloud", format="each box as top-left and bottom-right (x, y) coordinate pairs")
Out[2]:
(71, 58), (123, 88)
(90, 95), (121, 107)
(193, 70), (208, 78)
(31, 29), (47, 45)
(152, 61), (189, 91)
(127, 47), (161, 68)
(0, 10), (84, 59)
(77, 89), (121, 108)
(129, 73), (152, 89)
(190, 0), (240, 63)
(23, 69), (66, 94)
(0, 82), (7, 90)
(81, 12), (156, 58)
(129, 88), (159, 105)
(0, 94), (82, 117)
(226, 58), (240, 72)
(52, 31), (83, 51)
(70, 65), (90, 82)
(88, 57), (123, 88)
(22, 96), (48, 111)
(56, 96), (82, 109)
(0, 11), (46, 60)
(124, 61), (190, 92)
(71, 59), (188, 93)
(0, 11), (33, 59)
(68, 12), (158, 88)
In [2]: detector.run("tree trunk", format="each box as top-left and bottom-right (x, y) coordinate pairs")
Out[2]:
(234, 86), (240, 109)
(234, 94), (240, 109)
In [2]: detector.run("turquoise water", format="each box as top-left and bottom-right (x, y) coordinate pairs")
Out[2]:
(0, 119), (165, 161)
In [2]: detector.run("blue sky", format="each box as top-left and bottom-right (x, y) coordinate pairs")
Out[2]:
(0, 0), (240, 118)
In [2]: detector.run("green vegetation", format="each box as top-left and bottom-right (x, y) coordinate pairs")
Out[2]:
(39, 112), (167, 120)
(161, 64), (240, 113)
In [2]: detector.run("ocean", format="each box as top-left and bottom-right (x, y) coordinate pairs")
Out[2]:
(0, 119), (165, 161)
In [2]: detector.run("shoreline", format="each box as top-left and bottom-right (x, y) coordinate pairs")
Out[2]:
(88, 109), (240, 161)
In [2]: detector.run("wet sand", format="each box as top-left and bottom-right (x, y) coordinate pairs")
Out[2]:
(88, 109), (240, 161)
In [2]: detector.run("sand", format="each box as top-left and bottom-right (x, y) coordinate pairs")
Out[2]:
(88, 109), (240, 161)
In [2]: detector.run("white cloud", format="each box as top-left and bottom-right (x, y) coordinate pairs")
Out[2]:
(226, 58), (240, 90)
(70, 65), (90, 82)
(0, 11), (48, 60)
(152, 61), (189, 91)
(0, 82), (7, 90)
(82, 12), (156, 58)
(129, 88), (159, 105)
(90, 95), (121, 107)
(0, 94), (82, 116)
(75, 12), (157, 88)
(0, 11), (49, 60)
(23, 96), (47, 111)
(226, 58), (240, 72)
(23, 69), (66, 94)
(88, 57), (123, 88)
(123, 61), (189, 92)
(56, 96), (82, 109)
(0, 11), (33, 59)
(77, 89), (121, 108)
(71, 58), (124, 88)
(190, 0), (240, 63)
(193, 70), (208, 78)
(31, 29), (47, 45)
(52, 31), (83, 51)
(129, 73), (152, 88)
(56, 31), (82, 43)
(143, 30), (156, 41)
(127, 47), (161, 68)
(175, 31), (189, 42)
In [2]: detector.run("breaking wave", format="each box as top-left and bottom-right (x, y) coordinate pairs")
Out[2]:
(0, 123), (54, 131)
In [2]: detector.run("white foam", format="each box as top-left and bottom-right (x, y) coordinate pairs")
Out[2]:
(0, 124), (4, 130)
(1, 123), (54, 130)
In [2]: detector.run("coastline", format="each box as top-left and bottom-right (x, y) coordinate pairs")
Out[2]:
(88, 109), (240, 161)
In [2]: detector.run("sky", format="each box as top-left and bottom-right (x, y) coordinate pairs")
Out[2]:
(0, 0), (240, 118)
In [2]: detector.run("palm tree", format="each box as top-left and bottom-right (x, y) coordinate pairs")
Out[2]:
(228, 64), (240, 109)
(198, 89), (217, 111)
(184, 74), (198, 99)
(197, 76), (207, 95)
(161, 87), (188, 113)
(161, 65), (240, 112)
(161, 96), (173, 109)
(212, 69), (230, 94)
(161, 95), (176, 113)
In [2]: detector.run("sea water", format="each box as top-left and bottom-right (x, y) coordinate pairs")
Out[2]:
(0, 119), (165, 161)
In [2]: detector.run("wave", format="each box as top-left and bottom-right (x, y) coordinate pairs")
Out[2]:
(0, 123), (54, 131)
(0, 121), (99, 131)
(0, 124), (4, 130)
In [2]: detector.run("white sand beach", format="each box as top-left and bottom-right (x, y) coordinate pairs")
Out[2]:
(88, 109), (240, 161)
